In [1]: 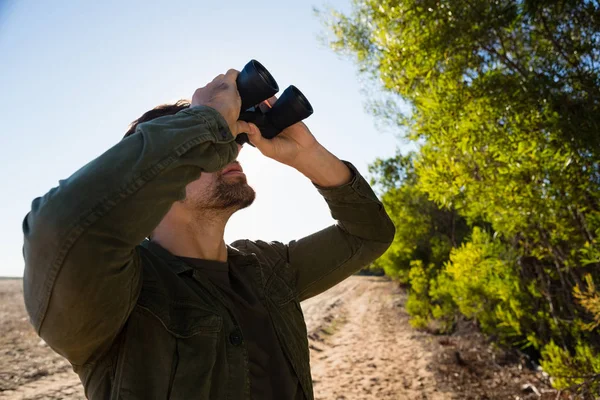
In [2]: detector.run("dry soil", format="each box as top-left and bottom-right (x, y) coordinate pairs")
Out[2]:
(0, 276), (559, 399)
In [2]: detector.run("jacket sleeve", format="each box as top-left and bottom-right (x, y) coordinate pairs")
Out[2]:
(248, 161), (395, 302)
(22, 106), (237, 365)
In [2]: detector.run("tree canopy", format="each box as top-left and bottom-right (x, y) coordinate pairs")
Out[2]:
(322, 0), (600, 395)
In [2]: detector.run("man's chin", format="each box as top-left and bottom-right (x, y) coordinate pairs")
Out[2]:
(224, 178), (251, 192)
(216, 180), (256, 211)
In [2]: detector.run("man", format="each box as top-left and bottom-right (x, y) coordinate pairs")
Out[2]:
(22, 69), (395, 399)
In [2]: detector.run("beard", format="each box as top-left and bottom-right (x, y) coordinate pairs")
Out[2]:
(207, 173), (256, 211)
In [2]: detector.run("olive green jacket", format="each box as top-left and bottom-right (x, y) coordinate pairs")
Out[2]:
(22, 106), (395, 399)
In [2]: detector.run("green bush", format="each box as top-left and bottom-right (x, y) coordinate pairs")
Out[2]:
(542, 340), (600, 394)
(322, 0), (600, 394)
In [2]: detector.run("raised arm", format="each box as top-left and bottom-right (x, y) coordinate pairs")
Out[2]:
(22, 71), (257, 365)
(290, 154), (395, 301)
(242, 113), (395, 302)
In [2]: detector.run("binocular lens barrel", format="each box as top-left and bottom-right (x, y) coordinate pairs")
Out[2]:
(235, 60), (314, 143)
(265, 85), (313, 137)
(237, 60), (279, 111)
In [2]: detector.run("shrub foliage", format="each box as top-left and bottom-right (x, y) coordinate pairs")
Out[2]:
(322, 0), (600, 394)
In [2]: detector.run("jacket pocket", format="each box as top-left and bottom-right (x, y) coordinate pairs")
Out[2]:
(167, 330), (221, 399)
(113, 296), (223, 400)
(137, 286), (223, 337)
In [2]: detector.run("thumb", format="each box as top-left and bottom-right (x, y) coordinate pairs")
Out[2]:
(235, 121), (257, 139)
(244, 122), (266, 148)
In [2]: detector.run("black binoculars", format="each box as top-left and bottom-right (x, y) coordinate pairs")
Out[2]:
(234, 60), (313, 146)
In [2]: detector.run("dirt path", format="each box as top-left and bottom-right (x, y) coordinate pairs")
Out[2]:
(0, 372), (83, 400)
(1, 277), (555, 399)
(303, 276), (556, 400)
(303, 276), (452, 400)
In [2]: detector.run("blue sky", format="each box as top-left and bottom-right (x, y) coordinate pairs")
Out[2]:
(0, 0), (405, 277)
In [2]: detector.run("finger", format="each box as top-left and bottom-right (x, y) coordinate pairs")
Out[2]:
(211, 73), (225, 83)
(241, 122), (264, 147)
(235, 120), (256, 137)
(224, 69), (240, 84)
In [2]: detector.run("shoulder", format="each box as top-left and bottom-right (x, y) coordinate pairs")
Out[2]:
(230, 239), (297, 302)
(229, 239), (288, 265)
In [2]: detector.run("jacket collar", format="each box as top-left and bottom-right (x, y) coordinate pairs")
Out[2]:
(140, 239), (250, 275)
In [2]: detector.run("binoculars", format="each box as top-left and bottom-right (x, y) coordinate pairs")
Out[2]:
(234, 60), (313, 146)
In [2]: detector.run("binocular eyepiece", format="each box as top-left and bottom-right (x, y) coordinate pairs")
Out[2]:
(235, 60), (313, 145)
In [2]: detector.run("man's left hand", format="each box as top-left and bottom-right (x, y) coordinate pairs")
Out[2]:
(245, 97), (319, 168)
(245, 96), (352, 188)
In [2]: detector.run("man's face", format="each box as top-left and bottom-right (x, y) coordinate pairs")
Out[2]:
(182, 144), (255, 213)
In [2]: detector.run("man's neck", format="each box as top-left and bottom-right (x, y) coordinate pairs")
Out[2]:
(151, 210), (230, 262)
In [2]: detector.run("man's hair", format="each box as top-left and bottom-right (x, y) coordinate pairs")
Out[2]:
(123, 99), (191, 138)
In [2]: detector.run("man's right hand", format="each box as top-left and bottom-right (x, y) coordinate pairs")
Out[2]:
(191, 69), (260, 139)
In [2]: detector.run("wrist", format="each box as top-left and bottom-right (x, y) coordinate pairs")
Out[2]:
(292, 144), (353, 188)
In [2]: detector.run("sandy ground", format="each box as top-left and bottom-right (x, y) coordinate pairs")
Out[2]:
(0, 276), (559, 399)
(304, 276), (452, 399)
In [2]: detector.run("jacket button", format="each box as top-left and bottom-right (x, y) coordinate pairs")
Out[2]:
(229, 329), (243, 346)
